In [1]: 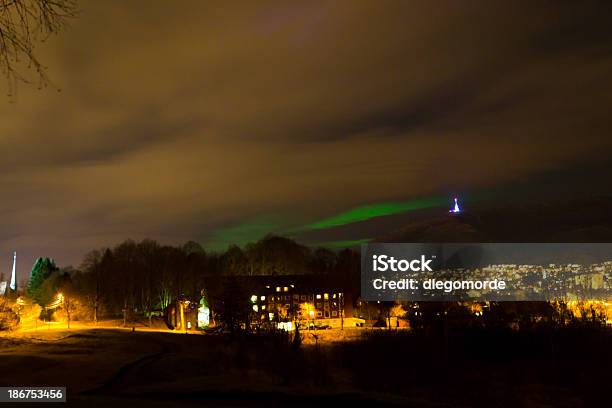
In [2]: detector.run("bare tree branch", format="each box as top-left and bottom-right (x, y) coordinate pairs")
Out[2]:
(0, 0), (77, 96)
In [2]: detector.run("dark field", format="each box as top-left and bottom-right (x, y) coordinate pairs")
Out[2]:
(0, 326), (609, 407)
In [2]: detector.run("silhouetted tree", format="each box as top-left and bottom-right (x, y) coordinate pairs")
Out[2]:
(80, 249), (105, 323)
(207, 276), (252, 333)
(0, 0), (77, 94)
(27, 257), (60, 306)
(70, 236), (360, 329)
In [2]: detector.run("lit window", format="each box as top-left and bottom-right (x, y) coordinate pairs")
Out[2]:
(316, 294), (321, 299)
(262, 305), (266, 310)
(250, 295), (258, 303)
(283, 286), (288, 292)
(268, 313), (274, 321)
(277, 321), (293, 331)
(260, 295), (266, 301)
(252, 305), (258, 312)
(332, 294), (337, 299)
(276, 287), (281, 292)
(324, 293), (329, 300)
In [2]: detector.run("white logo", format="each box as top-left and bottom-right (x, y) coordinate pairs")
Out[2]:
(372, 254), (434, 272)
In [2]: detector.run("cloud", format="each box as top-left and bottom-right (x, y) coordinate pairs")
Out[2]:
(0, 0), (611, 276)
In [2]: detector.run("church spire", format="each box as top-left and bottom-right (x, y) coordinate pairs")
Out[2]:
(9, 251), (16, 291)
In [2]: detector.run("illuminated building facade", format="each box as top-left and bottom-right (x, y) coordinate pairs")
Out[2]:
(164, 276), (356, 331)
(245, 275), (354, 328)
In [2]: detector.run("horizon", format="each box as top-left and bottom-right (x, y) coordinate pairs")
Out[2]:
(5, 192), (612, 281)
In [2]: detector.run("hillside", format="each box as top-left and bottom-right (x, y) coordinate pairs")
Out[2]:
(377, 197), (612, 243)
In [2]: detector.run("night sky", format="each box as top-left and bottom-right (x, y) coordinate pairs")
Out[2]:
(1, 1), (612, 279)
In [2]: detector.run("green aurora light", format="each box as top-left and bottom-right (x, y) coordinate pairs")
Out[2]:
(206, 215), (290, 251)
(206, 196), (451, 250)
(301, 196), (448, 231)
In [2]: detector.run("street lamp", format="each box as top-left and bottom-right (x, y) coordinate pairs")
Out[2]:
(179, 298), (190, 333)
(309, 309), (315, 330)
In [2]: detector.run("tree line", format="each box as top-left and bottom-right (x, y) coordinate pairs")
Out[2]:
(26, 235), (359, 322)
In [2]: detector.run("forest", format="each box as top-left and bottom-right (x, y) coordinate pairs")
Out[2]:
(25, 235), (360, 323)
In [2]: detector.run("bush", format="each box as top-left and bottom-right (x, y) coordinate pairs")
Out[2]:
(0, 299), (19, 331)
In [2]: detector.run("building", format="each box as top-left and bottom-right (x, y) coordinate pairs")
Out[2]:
(241, 275), (356, 329)
(164, 275), (358, 332)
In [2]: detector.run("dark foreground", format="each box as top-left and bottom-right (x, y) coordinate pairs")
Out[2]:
(0, 326), (609, 407)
